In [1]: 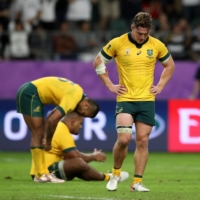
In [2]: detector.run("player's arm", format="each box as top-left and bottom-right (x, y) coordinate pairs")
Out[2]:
(150, 55), (175, 95)
(63, 148), (106, 163)
(43, 108), (63, 151)
(93, 51), (127, 96)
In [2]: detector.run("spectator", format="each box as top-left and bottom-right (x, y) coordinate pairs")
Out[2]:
(5, 20), (32, 60)
(120, 0), (141, 25)
(55, 0), (68, 26)
(189, 25), (200, 62)
(162, 0), (181, 25)
(165, 19), (191, 60)
(52, 21), (77, 60)
(76, 21), (98, 52)
(181, 0), (200, 22)
(189, 66), (200, 99)
(40, 0), (57, 31)
(66, 0), (92, 30)
(0, 0), (11, 30)
(0, 23), (9, 59)
(29, 23), (51, 60)
(155, 12), (171, 43)
(142, 0), (162, 20)
(75, 20), (99, 61)
(14, 0), (41, 29)
(98, 0), (120, 31)
(9, 0), (18, 22)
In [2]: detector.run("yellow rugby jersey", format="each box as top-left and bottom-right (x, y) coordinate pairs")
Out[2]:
(44, 121), (76, 167)
(102, 32), (170, 101)
(31, 77), (84, 116)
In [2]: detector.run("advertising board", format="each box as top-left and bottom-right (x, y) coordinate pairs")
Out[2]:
(0, 100), (167, 152)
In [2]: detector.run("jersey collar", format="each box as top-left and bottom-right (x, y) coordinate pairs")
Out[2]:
(128, 32), (149, 48)
(80, 93), (87, 101)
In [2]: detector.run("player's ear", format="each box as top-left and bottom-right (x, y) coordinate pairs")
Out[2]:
(131, 24), (134, 30)
(70, 119), (75, 126)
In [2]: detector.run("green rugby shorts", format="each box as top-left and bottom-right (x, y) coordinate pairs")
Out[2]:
(16, 82), (44, 117)
(115, 101), (155, 126)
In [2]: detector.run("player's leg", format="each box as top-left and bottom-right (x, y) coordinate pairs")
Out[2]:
(23, 115), (50, 181)
(16, 82), (49, 182)
(106, 111), (133, 191)
(48, 159), (129, 183)
(113, 113), (133, 168)
(65, 158), (108, 181)
(49, 158), (107, 181)
(130, 101), (154, 192)
(130, 121), (152, 192)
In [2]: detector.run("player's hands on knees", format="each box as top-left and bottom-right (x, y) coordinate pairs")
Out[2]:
(93, 148), (107, 162)
(42, 138), (52, 151)
(108, 84), (127, 96)
(150, 85), (162, 95)
(43, 143), (52, 151)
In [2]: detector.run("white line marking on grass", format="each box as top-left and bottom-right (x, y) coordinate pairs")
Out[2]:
(2, 158), (19, 162)
(48, 195), (119, 200)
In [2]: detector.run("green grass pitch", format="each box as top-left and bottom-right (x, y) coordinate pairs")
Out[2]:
(1, 151), (200, 200)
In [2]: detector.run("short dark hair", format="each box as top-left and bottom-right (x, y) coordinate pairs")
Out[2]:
(88, 99), (100, 118)
(133, 12), (153, 30)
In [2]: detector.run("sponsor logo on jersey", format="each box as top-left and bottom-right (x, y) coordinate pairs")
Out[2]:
(137, 51), (142, 55)
(124, 48), (130, 56)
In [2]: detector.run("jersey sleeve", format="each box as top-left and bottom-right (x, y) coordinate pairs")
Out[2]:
(101, 37), (119, 60)
(156, 40), (170, 62)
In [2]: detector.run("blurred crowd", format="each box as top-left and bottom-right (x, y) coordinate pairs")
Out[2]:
(0, 0), (200, 61)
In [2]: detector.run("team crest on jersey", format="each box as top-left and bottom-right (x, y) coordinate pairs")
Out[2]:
(146, 49), (153, 59)
(124, 48), (130, 56)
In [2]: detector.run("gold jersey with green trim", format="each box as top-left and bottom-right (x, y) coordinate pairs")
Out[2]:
(31, 76), (84, 115)
(102, 33), (170, 101)
(44, 121), (76, 167)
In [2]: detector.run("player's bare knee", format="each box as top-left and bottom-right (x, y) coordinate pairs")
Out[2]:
(117, 136), (131, 147)
(116, 126), (132, 147)
(136, 136), (149, 149)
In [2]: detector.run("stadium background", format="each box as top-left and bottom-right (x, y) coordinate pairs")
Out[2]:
(0, 0), (200, 153)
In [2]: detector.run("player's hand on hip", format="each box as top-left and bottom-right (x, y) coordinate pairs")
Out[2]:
(93, 148), (107, 162)
(150, 85), (162, 95)
(109, 84), (127, 96)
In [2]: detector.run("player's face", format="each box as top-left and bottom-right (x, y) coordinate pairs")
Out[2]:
(71, 117), (83, 135)
(75, 104), (93, 117)
(132, 26), (149, 44)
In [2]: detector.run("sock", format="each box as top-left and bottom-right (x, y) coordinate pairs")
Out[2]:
(112, 167), (121, 177)
(103, 173), (110, 181)
(133, 174), (143, 184)
(41, 149), (49, 174)
(30, 147), (47, 178)
(30, 157), (35, 176)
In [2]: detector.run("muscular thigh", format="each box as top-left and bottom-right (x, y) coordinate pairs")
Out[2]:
(16, 82), (44, 117)
(115, 103), (133, 140)
(135, 121), (153, 139)
(48, 158), (85, 181)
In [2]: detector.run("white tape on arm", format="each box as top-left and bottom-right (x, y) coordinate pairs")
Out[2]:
(95, 62), (106, 75)
(95, 52), (110, 75)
